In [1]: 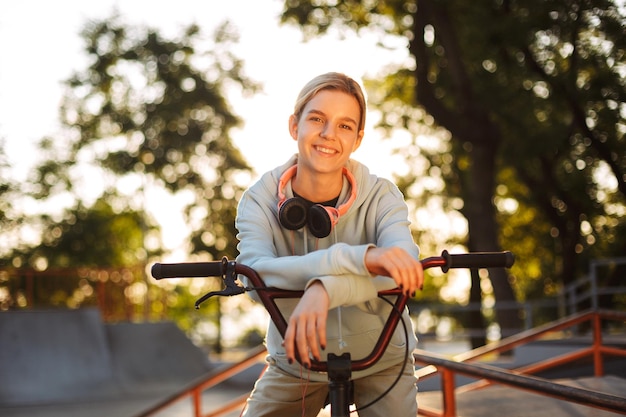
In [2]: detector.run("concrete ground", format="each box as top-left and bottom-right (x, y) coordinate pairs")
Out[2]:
(416, 375), (626, 417)
(0, 308), (229, 417)
(1, 308), (624, 417)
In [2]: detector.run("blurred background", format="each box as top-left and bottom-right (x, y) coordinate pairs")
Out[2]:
(1, 0), (625, 356)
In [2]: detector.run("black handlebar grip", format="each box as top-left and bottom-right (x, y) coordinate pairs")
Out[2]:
(151, 261), (225, 279)
(442, 250), (515, 272)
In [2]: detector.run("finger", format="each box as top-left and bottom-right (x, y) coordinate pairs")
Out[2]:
(306, 317), (320, 361)
(317, 313), (327, 353)
(399, 258), (422, 295)
(406, 256), (424, 293)
(295, 317), (311, 367)
(401, 260), (418, 294)
(310, 311), (328, 361)
(388, 257), (414, 295)
(283, 320), (296, 364)
(409, 262), (424, 294)
(416, 263), (425, 291)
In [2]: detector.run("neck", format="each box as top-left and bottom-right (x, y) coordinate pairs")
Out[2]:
(292, 168), (343, 203)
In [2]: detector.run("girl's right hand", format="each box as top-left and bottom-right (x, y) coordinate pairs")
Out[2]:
(282, 281), (329, 368)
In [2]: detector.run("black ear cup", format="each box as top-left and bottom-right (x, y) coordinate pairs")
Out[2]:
(278, 198), (333, 238)
(277, 165), (356, 238)
(278, 198), (309, 230)
(308, 205), (332, 238)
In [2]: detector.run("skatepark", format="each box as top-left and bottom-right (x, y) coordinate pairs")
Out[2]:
(0, 308), (261, 417)
(1, 307), (625, 417)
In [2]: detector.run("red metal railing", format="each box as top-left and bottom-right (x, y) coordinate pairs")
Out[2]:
(137, 310), (625, 417)
(143, 251), (625, 417)
(136, 344), (267, 417)
(0, 265), (149, 321)
(414, 309), (626, 416)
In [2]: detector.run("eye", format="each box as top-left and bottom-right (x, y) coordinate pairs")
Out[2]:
(340, 123), (353, 130)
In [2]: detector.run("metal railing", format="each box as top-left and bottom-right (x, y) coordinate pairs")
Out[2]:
(408, 256), (626, 344)
(136, 309), (626, 417)
(4, 259), (624, 416)
(136, 344), (267, 417)
(413, 309), (626, 416)
(567, 257), (626, 314)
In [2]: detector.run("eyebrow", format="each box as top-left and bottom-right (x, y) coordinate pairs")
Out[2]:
(306, 109), (358, 127)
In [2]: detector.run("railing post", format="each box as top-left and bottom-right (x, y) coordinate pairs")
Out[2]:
(441, 368), (456, 417)
(589, 261), (598, 310)
(592, 313), (604, 377)
(25, 271), (34, 307)
(98, 279), (106, 318)
(557, 284), (566, 320)
(567, 285), (575, 316)
(193, 387), (202, 417)
(524, 302), (532, 330)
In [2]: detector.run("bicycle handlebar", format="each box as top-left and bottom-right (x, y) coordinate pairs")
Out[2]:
(151, 250), (514, 372)
(151, 259), (225, 279)
(151, 250), (514, 279)
(439, 250), (514, 271)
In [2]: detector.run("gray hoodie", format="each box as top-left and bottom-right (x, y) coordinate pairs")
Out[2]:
(235, 154), (418, 381)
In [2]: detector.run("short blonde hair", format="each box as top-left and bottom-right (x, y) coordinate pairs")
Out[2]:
(293, 72), (366, 131)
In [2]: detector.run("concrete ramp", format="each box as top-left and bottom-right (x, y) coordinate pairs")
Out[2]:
(0, 308), (212, 409)
(0, 309), (116, 406)
(106, 321), (211, 390)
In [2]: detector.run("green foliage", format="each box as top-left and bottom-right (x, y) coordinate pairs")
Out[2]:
(281, 1), (626, 329)
(26, 14), (259, 263)
(0, 13), (260, 348)
(11, 197), (150, 269)
(0, 139), (23, 260)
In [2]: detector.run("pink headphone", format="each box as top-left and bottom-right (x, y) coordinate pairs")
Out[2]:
(277, 165), (357, 238)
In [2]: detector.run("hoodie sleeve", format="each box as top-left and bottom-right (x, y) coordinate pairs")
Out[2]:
(235, 187), (373, 292)
(235, 163), (418, 309)
(311, 178), (419, 308)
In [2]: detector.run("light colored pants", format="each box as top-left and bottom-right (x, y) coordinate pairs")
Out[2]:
(241, 357), (418, 417)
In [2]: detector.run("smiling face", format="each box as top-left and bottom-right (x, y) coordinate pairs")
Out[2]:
(289, 89), (364, 179)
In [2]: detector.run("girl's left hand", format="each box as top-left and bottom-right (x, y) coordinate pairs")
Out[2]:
(365, 246), (424, 296)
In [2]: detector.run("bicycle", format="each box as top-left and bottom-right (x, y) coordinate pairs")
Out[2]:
(151, 250), (515, 417)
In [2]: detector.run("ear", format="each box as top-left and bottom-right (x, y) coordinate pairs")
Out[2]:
(288, 114), (298, 141)
(352, 129), (365, 152)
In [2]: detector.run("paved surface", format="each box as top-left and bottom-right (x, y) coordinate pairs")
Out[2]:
(1, 308), (625, 417)
(0, 308), (218, 417)
(0, 387), (250, 417)
(417, 375), (626, 417)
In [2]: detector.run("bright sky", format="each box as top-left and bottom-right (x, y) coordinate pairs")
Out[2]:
(0, 0), (410, 181)
(0, 1), (472, 308)
(0, 0), (419, 257)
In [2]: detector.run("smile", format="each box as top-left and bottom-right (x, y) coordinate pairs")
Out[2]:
(315, 145), (337, 155)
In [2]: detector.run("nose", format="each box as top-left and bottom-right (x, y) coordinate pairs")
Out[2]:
(320, 122), (336, 140)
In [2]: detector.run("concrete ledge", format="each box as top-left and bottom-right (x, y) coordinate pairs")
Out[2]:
(0, 308), (212, 407)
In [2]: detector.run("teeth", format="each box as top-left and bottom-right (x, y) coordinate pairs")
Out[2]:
(316, 146), (336, 154)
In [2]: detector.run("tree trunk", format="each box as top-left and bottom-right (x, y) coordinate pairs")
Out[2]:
(464, 142), (522, 339)
(412, 1), (523, 341)
(468, 269), (486, 348)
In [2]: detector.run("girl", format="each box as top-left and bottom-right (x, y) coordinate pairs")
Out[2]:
(235, 72), (424, 417)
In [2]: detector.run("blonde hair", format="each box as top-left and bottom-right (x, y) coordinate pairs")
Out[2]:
(293, 72), (366, 131)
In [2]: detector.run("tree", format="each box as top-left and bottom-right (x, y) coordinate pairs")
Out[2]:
(16, 13), (259, 264)
(0, 139), (23, 264)
(280, 0), (625, 345)
(3, 13), (259, 350)
(10, 194), (153, 267)
(54, 15), (257, 259)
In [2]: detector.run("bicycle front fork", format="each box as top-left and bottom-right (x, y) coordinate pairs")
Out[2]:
(327, 352), (352, 417)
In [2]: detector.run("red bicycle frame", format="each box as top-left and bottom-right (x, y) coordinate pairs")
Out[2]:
(151, 250), (514, 416)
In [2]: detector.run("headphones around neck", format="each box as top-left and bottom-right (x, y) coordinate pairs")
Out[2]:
(277, 165), (357, 238)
